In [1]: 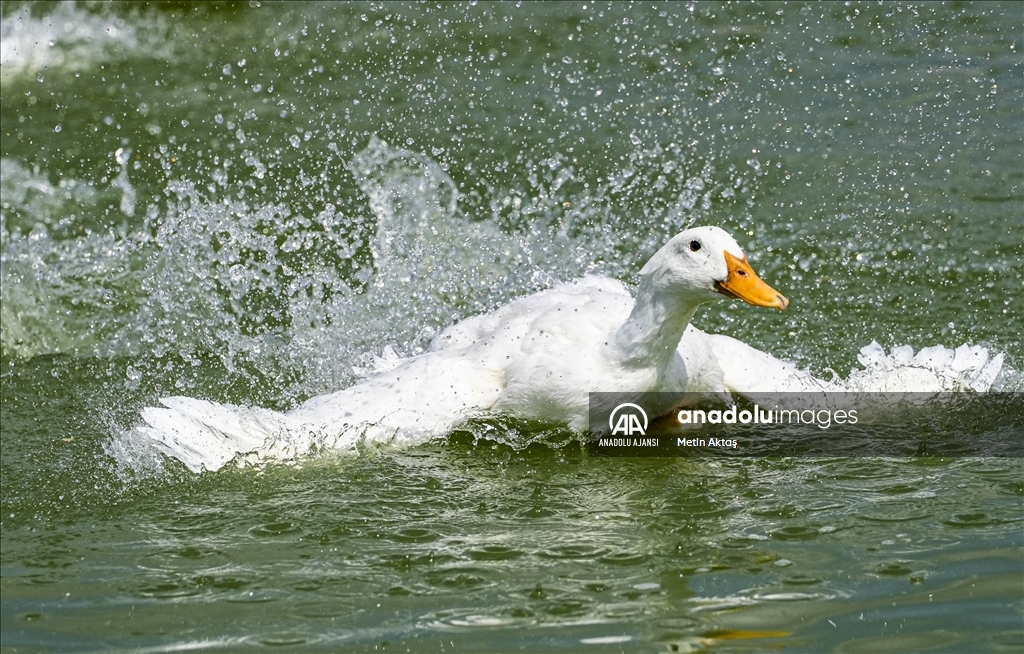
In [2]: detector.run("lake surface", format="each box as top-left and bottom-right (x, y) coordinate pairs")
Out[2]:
(1, 2), (1022, 652)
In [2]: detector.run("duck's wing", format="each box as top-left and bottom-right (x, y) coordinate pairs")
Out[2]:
(141, 348), (507, 473)
(674, 327), (825, 396)
(702, 331), (831, 395)
(138, 276), (633, 473)
(703, 334), (1005, 396)
(289, 348), (504, 441)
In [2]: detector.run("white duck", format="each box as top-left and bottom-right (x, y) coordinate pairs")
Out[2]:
(140, 226), (789, 472)
(138, 225), (1004, 472)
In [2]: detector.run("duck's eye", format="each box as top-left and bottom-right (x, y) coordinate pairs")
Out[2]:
(689, 240), (701, 252)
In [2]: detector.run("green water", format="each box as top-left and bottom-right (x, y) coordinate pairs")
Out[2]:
(2, 2), (1022, 651)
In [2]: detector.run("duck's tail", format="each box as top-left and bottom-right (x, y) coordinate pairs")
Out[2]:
(139, 397), (317, 473)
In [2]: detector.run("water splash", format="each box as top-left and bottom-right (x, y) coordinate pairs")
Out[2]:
(1, 160), (139, 358)
(847, 341), (1006, 393)
(2, 138), (612, 399)
(0, 2), (144, 84)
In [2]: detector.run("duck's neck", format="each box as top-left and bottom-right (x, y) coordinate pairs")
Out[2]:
(613, 278), (700, 369)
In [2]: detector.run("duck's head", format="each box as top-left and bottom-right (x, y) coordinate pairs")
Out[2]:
(641, 226), (789, 310)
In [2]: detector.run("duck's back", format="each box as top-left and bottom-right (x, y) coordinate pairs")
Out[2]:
(430, 275), (633, 353)
(463, 276), (647, 427)
(290, 276), (635, 438)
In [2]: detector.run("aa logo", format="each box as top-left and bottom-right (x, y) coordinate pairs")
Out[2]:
(609, 403), (648, 436)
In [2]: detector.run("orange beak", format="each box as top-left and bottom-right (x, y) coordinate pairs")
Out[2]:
(714, 251), (789, 310)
